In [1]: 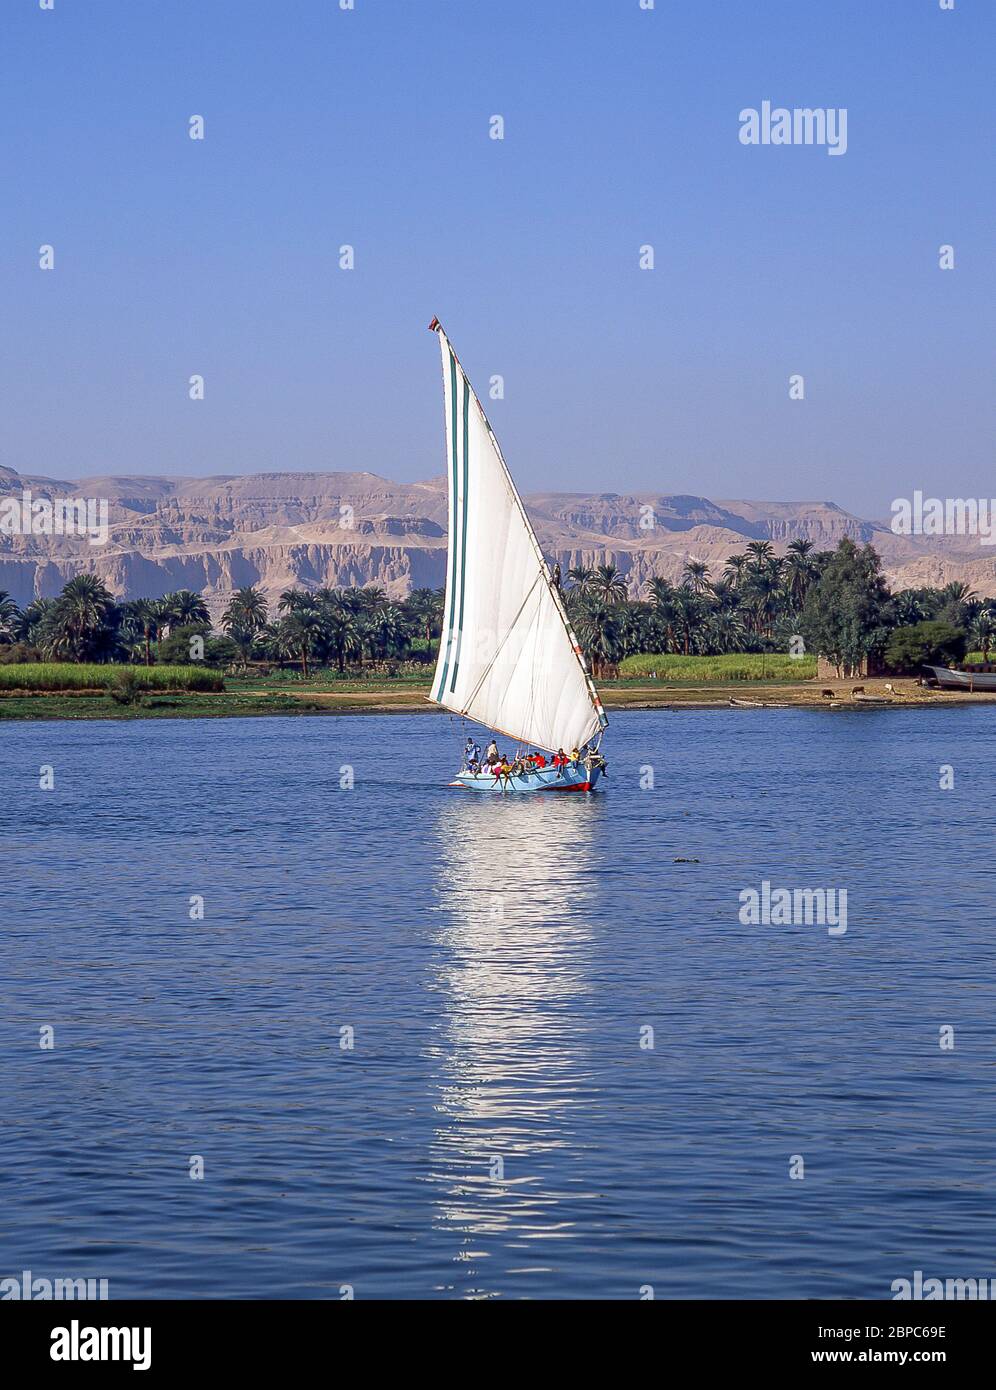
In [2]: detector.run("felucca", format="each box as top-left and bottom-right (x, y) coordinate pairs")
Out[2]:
(427, 318), (608, 792)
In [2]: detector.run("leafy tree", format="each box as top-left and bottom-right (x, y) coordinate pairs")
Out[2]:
(157, 624), (239, 668)
(884, 621), (968, 673)
(798, 539), (892, 675)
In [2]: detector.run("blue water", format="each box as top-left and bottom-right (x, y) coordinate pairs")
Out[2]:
(1, 707), (994, 1300)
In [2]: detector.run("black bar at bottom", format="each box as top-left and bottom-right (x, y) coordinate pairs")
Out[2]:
(0, 1298), (988, 1376)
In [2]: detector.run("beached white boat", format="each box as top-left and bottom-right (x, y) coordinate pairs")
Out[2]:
(924, 664), (996, 691)
(426, 319), (608, 792)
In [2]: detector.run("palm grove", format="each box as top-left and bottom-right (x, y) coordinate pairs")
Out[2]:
(0, 539), (991, 674)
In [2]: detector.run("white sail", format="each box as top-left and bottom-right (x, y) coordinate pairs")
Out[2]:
(428, 321), (607, 753)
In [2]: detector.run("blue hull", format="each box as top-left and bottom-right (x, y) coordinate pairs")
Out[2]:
(450, 764), (602, 793)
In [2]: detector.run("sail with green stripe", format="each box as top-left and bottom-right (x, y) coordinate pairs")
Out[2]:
(427, 320), (607, 753)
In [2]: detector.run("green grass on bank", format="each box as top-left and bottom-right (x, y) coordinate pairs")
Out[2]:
(0, 663), (224, 693)
(226, 670), (430, 692)
(0, 691), (329, 721)
(617, 653), (818, 681)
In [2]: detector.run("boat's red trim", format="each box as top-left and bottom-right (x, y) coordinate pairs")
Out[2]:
(545, 781), (592, 792)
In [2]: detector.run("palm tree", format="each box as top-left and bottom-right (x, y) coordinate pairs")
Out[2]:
(723, 553), (749, 587)
(573, 600), (622, 676)
(783, 539), (817, 610)
(682, 558), (711, 595)
(321, 599), (362, 673)
(126, 598), (160, 666)
(151, 596), (178, 654)
(644, 576), (678, 652)
(406, 588), (444, 644)
(278, 608), (322, 679)
(970, 604), (996, 661)
(0, 590), (21, 642)
(224, 586), (268, 630)
(164, 589), (210, 627)
(50, 574), (116, 660)
(937, 580), (976, 629)
(706, 579), (741, 629)
(589, 563), (628, 605)
(222, 586), (269, 666)
(19, 597), (55, 647)
(745, 540), (775, 568)
(369, 603), (411, 659)
(744, 568), (782, 639)
(892, 588), (928, 626)
(670, 588), (702, 656)
(359, 586), (388, 612)
(617, 600), (654, 655)
(566, 563), (595, 595)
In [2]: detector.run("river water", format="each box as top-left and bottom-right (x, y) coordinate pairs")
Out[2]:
(2, 707), (993, 1298)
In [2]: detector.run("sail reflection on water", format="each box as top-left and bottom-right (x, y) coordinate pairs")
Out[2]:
(427, 795), (603, 1274)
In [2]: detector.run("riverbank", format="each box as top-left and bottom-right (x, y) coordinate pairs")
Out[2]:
(1, 675), (993, 720)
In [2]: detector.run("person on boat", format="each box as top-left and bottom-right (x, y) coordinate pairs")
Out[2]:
(464, 737), (479, 765)
(570, 746), (580, 764)
(584, 746), (607, 776)
(485, 739), (499, 764)
(553, 748), (567, 769)
(532, 751), (547, 769)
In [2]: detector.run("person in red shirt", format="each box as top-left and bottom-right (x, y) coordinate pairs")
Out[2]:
(533, 752), (546, 769)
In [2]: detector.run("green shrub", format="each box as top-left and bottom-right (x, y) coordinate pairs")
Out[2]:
(157, 626), (240, 668)
(107, 669), (145, 706)
(884, 621), (968, 674)
(0, 643), (43, 664)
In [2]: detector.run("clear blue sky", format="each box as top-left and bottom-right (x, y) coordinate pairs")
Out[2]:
(1, 0), (992, 517)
